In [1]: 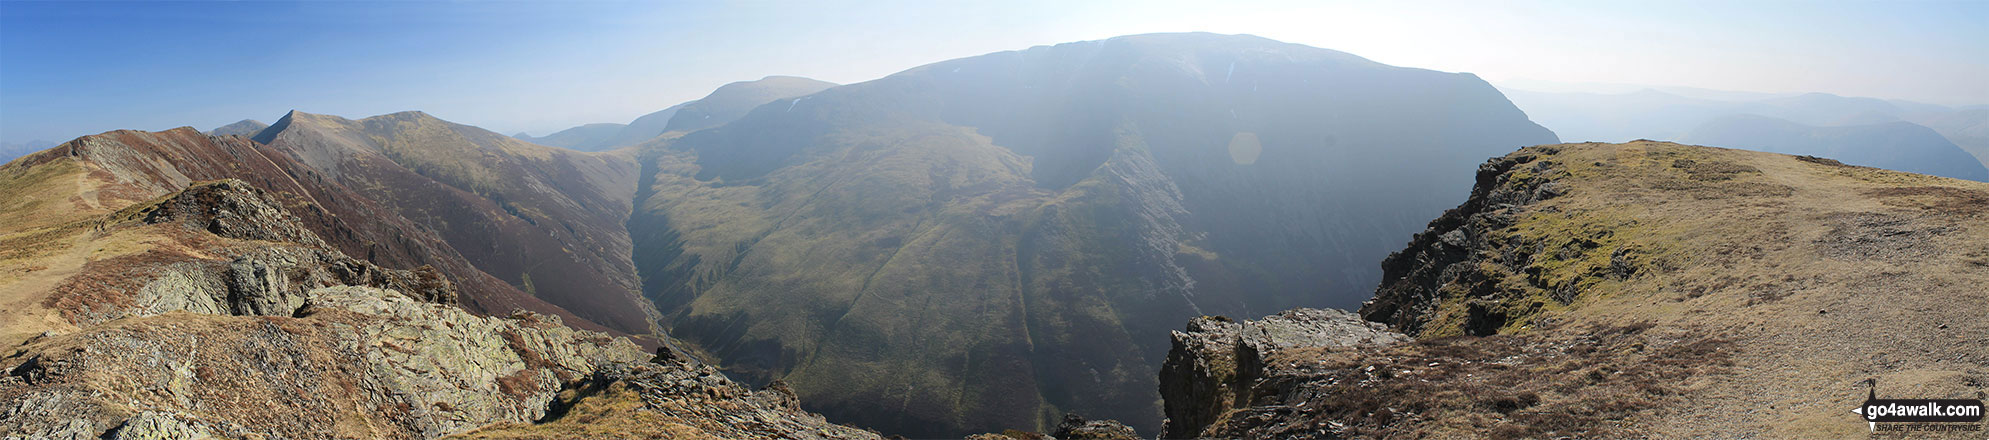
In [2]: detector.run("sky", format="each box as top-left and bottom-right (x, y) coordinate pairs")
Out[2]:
(1, 0), (1984, 144)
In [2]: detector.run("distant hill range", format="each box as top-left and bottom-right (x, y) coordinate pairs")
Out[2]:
(516, 76), (837, 152)
(0, 139), (55, 164)
(1684, 114), (1989, 182)
(1500, 87), (1989, 181)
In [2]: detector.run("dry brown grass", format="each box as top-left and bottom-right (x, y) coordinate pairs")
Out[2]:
(1350, 141), (1989, 438)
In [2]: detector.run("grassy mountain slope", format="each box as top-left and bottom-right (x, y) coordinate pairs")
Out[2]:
(252, 111), (656, 335)
(627, 32), (1556, 436)
(1319, 141), (1989, 438)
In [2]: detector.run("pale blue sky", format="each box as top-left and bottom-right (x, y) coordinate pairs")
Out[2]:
(1, 0), (1983, 143)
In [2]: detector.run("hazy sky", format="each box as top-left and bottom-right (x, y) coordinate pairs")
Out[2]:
(1, 0), (1983, 143)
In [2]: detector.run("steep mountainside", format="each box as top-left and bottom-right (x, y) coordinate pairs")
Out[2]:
(0, 177), (871, 439)
(514, 123), (627, 151)
(206, 119), (269, 137)
(0, 128), (591, 342)
(1682, 114), (1989, 182)
(252, 111), (655, 335)
(1159, 141), (1989, 438)
(626, 32), (1556, 435)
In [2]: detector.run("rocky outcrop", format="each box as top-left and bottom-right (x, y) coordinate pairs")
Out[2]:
(3, 285), (647, 440)
(124, 178), (327, 247)
(1157, 309), (1405, 438)
(1052, 413), (1141, 440)
(52, 180), (457, 326)
(1359, 146), (1573, 336)
(453, 351), (880, 440)
(8, 282), (877, 440)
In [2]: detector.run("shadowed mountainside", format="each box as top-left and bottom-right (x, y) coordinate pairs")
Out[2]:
(625, 32), (1557, 436)
(251, 110), (655, 335)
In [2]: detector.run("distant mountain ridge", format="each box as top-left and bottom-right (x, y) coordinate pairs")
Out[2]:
(206, 119), (269, 137)
(514, 76), (837, 152)
(1500, 87), (1989, 180)
(1682, 114), (1989, 182)
(514, 122), (626, 150)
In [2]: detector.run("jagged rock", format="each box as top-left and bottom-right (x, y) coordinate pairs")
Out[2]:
(453, 352), (880, 440)
(1053, 413), (1140, 440)
(49, 180), (457, 327)
(127, 179), (326, 247)
(1360, 147), (1567, 336)
(2, 285), (648, 439)
(104, 412), (216, 440)
(1158, 309), (1404, 438)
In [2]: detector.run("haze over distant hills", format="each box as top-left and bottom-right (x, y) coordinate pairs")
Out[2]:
(206, 119), (269, 137)
(1683, 114), (1989, 182)
(0, 140), (55, 164)
(1501, 87), (1989, 181)
(512, 123), (626, 151)
(516, 76), (837, 152)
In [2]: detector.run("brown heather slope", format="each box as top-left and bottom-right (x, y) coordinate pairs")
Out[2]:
(0, 127), (608, 345)
(1170, 141), (1988, 438)
(253, 111), (655, 335)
